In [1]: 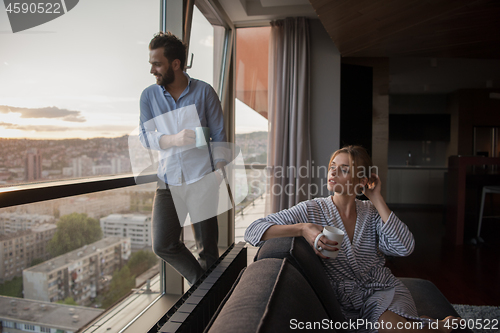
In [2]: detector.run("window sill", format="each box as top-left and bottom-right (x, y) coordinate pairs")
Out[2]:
(80, 274), (180, 333)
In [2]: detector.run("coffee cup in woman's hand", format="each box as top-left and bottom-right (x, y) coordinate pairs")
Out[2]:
(314, 226), (344, 259)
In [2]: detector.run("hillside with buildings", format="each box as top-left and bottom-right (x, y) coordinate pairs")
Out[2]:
(0, 132), (268, 186)
(235, 131), (267, 164)
(0, 136), (131, 185)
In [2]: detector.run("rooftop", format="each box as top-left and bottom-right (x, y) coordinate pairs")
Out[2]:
(0, 212), (53, 220)
(0, 224), (56, 241)
(0, 229), (32, 241)
(0, 295), (103, 330)
(31, 224), (57, 233)
(25, 236), (128, 273)
(101, 214), (151, 222)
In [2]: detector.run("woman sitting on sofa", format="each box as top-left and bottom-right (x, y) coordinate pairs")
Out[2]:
(244, 145), (460, 333)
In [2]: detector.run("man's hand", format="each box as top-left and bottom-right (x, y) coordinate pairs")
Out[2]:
(159, 129), (195, 149)
(174, 129), (195, 146)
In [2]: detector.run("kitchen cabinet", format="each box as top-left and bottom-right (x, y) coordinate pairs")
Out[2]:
(387, 167), (446, 204)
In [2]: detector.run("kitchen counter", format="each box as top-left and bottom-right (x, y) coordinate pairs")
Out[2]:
(386, 167), (446, 205)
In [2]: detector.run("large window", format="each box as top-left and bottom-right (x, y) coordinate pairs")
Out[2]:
(0, 0), (158, 186)
(1, 0), (234, 330)
(234, 27), (271, 242)
(186, 6), (225, 94)
(0, 0), (162, 330)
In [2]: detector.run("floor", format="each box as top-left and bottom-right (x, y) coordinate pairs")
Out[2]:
(234, 196), (500, 306)
(386, 205), (500, 306)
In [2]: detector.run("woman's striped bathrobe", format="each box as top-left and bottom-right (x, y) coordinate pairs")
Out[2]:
(245, 197), (429, 332)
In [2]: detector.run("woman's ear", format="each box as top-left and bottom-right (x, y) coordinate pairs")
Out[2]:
(360, 177), (368, 187)
(355, 177), (369, 196)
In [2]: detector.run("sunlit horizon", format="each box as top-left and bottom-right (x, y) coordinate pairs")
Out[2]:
(0, 99), (267, 141)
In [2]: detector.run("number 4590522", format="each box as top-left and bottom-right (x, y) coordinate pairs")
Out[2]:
(444, 318), (499, 330)
(5, 2), (61, 14)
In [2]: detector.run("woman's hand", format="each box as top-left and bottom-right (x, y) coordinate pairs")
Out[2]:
(301, 223), (339, 259)
(362, 173), (392, 223)
(362, 173), (382, 200)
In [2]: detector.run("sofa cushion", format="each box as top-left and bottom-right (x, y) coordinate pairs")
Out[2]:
(255, 237), (346, 328)
(400, 278), (473, 333)
(205, 258), (334, 333)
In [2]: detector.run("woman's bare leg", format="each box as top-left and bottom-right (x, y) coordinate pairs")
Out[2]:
(377, 310), (461, 332)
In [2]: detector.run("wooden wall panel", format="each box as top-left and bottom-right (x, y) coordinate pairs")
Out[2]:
(309, 0), (500, 59)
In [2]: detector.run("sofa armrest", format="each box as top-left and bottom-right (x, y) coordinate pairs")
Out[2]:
(255, 237), (347, 330)
(205, 258), (334, 333)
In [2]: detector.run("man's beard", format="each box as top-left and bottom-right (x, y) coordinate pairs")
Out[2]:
(159, 66), (175, 86)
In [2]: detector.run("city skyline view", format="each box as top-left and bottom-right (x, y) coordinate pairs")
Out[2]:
(0, 131), (267, 184)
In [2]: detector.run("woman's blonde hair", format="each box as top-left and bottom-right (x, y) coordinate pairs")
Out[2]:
(329, 145), (374, 194)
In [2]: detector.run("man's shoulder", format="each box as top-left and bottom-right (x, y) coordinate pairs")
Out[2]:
(141, 84), (162, 97)
(189, 77), (216, 94)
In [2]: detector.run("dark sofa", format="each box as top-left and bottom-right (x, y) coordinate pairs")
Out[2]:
(204, 237), (471, 333)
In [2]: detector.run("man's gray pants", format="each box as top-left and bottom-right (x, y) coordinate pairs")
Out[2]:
(151, 180), (219, 285)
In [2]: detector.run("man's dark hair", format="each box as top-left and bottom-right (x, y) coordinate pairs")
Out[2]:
(149, 31), (187, 69)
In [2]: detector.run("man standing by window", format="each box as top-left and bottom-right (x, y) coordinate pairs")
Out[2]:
(139, 32), (227, 285)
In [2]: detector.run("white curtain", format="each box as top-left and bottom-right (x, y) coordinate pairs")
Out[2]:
(266, 17), (311, 214)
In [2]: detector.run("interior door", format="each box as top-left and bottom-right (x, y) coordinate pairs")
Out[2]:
(340, 63), (373, 156)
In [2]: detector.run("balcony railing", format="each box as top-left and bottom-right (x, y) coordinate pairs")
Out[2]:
(0, 173), (157, 209)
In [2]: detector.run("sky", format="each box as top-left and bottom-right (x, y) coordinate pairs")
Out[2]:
(0, 0), (267, 140)
(235, 99), (268, 133)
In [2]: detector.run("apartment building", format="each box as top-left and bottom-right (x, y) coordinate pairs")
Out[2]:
(23, 237), (131, 306)
(100, 214), (152, 250)
(58, 194), (130, 219)
(0, 224), (57, 283)
(71, 155), (93, 178)
(25, 148), (42, 182)
(110, 156), (131, 174)
(0, 213), (54, 234)
(0, 295), (103, 333)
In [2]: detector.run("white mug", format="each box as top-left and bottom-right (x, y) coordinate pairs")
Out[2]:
(195, 127), (210, 149)
(313, 226), (344, 258)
